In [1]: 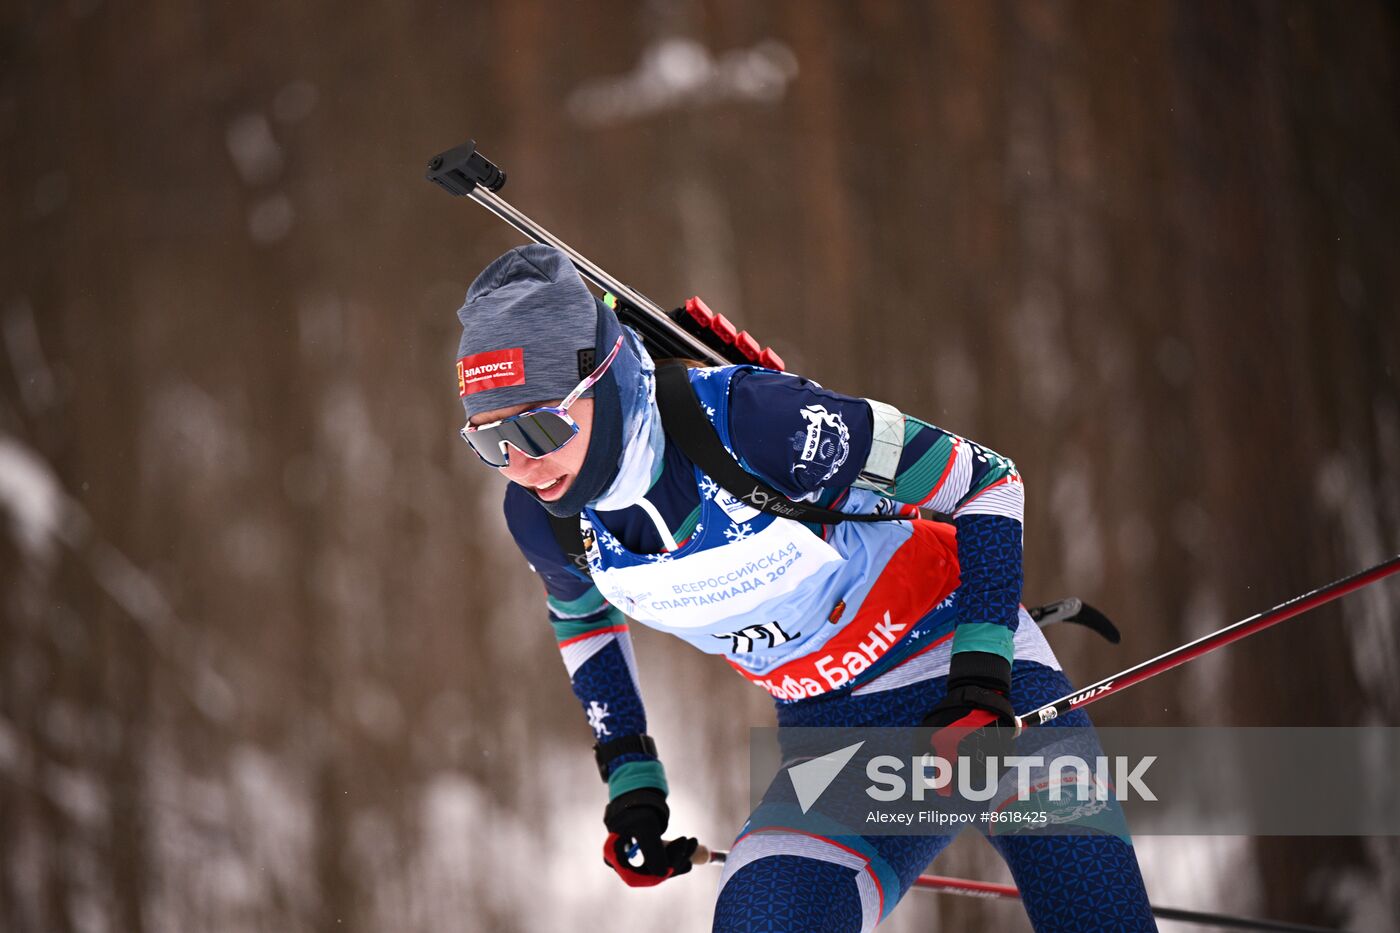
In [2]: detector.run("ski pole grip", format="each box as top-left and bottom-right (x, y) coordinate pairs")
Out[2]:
(425, 140), (506, 196)
(691, 843), (714, 866)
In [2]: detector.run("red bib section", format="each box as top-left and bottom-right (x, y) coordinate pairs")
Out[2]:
(728, 520), (961, 699)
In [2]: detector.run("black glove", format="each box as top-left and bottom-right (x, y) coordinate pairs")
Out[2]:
(602, 788), (698, 887)
(920, 652), (1019, 796)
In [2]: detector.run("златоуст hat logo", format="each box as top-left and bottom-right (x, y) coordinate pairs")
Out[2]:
(458, 348), (525, 396)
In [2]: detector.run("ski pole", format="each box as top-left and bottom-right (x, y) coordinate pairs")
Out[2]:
(1021, 555), (1400, 727)
(691, 848), (1343, 932)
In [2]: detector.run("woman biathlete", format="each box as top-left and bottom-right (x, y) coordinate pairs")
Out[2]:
(454, 244), (1155, 932)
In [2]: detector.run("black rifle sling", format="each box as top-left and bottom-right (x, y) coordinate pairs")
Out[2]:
(653, 361), (906, 525)
(548, 513), (591, 573)
(545, 361), (906, 576)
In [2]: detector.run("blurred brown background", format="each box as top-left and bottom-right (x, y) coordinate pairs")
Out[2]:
(2, 1), (1398, 931)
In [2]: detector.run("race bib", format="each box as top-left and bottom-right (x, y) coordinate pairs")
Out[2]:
(592, 518), (842, 630)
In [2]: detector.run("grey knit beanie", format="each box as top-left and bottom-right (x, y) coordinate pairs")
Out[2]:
(456, 244), (599, 419)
